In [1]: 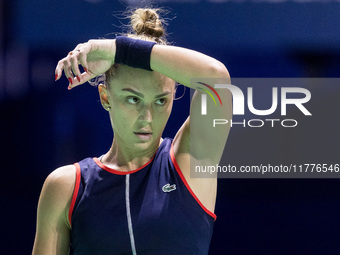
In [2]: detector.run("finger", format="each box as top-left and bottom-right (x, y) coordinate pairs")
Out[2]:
(70, 53), (82, 83)
(62, 58), (75, 85)
(68, 71), (96, 90)
(56, 56), (74, 84)
(73, 43), (84, 52)
(55, 60), (65, 81)
(55, 43), (85, 83)
(77, 42), (93, 72)
(78, 51), (89, 73)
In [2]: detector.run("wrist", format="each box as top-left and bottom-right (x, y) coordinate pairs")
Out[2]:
(114, 36), (156, 71)
(88, 39), (116, 65)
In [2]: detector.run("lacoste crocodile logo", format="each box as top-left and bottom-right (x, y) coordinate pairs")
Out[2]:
(162, 183), (176, 193)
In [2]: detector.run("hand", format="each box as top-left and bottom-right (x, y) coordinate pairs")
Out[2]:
(55, 39), (116, 89)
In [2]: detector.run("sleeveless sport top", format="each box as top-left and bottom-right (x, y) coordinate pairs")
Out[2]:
(69, 138), (216, 255)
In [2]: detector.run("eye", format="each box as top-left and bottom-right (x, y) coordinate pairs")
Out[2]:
(155, 98), (167, 106)
(127, 96), (140, 105)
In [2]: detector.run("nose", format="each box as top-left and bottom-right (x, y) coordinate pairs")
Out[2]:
(139, 105), (153, 124)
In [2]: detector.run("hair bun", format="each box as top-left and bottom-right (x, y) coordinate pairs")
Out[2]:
(131, 8), (164, 38)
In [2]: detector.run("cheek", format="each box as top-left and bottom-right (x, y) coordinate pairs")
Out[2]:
(110, 105), (135, 130)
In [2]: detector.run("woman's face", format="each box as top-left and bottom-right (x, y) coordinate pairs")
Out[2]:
(105, 65), (175, 152)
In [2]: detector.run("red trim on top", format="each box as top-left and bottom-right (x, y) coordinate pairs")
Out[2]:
(93, 156), (155, 175)
(68, 163), (81, 227)
(170, 145), (217, 221)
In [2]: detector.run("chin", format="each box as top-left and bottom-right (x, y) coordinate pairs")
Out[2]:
(133, 137), (160, 150)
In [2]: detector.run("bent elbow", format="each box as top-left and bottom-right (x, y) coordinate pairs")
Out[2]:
(208, 61), (230, 80)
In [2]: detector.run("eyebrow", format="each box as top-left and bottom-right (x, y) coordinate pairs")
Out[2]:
(121, 88), (171, 99)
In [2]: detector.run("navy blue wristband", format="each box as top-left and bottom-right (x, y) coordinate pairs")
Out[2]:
(114, 36), (156, 71)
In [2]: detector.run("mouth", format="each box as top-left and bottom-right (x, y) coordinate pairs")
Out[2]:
(134, 132), (153, 141)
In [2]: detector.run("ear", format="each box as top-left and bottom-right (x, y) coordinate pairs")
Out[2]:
(98, 84), (111, 111)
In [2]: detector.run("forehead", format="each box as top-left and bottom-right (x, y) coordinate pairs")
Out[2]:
(110, 65), (174, 94)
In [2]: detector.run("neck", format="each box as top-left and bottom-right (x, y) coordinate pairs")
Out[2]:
(101, 137), (162, 172)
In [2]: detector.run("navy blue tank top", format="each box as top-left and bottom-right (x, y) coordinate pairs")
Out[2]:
(68, 138), (215, 255)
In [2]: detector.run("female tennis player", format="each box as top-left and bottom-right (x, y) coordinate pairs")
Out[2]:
(33, 8), (231, 255)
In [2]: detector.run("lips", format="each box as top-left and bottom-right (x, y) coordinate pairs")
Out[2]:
(134, 131), (153, 141)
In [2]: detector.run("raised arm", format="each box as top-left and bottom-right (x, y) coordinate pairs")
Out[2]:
(32, 165), (76, 255)
(150, 44), (232, 214)
(150, 44), (231, 162)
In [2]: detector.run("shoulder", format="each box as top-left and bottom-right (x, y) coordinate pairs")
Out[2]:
(33, 165), (76, 254)
(43, 165), (77, 194)
(39, 165), (77, 226)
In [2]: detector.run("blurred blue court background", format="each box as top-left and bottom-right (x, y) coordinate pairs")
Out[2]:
(1, 0), (340, 254)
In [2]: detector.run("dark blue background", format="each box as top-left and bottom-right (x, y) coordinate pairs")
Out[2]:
(1, 0), (340, 254)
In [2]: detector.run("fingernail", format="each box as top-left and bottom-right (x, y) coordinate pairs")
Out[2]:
(68, 77), (73, 85)
(76, 76), (81, 82)
(55, 74), (58, 81)
(84, 67), (88, 72)
(68, 85), (72, 90)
